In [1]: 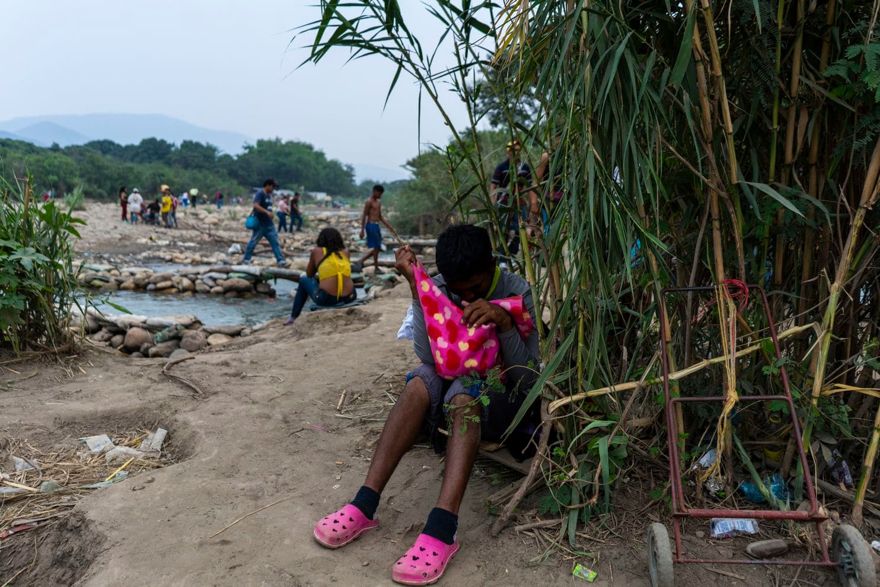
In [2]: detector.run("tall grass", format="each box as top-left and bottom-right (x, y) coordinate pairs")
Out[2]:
(0, 176), (84, 353)
(298, 0), (880, 535)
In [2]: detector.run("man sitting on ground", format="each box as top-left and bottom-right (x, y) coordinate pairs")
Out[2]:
(312, 224), (540, 585)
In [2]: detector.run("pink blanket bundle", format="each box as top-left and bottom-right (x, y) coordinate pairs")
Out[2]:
(413, 264), (533, 379)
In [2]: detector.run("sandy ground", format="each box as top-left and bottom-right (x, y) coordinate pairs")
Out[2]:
(0, 202), (860, 586)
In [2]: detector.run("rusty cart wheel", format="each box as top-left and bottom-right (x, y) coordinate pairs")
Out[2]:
(646, 523), (674, 587)
(832, 524), (876, 587)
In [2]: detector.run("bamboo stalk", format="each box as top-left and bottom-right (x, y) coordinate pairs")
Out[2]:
(852, 401), (880, 527)
(798, 0), (837, 323)
(774, 0), (806, 315)
(697, 0), (738, 181)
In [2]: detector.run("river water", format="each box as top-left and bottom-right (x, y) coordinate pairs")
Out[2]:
(89, 279), (366, 327)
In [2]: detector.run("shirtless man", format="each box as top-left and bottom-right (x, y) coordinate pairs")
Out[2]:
(358, 185), (396, 270)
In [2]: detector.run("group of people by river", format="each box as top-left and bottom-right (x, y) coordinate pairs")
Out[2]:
(117, 185), (245, 228)
(241, 178), (396, 324)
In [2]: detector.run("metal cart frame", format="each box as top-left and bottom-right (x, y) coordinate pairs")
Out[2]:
(647, 285), (875, 586)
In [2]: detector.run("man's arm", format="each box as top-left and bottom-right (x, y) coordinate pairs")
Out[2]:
(395, 246), (434, 365)
(497, 289), (540, 387)
(360, 200), (371, 237)
(252, 194), (272, 218)
(378, 204), (396, 233)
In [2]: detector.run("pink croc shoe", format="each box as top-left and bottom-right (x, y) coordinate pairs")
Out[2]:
(392, 533), (460, 585)
(313, 504), (379, 549)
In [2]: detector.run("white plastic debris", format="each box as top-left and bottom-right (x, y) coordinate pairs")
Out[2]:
(138, 428), (167, 453)
(397, 306), (414, 341)
(698, 449), (717, 469)
(12, 456), (38, 472)
(104, 446), (145, 465)
(81, 434), (114, 454)
(871, 540), (880, 554)
(710, 518), (759, 539)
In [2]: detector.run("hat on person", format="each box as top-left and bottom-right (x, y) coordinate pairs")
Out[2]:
(132, 188), (140, 193)
(160, 184), (170, 193)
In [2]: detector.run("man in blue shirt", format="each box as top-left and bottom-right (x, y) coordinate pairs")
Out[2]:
(243, 178), (288, 267)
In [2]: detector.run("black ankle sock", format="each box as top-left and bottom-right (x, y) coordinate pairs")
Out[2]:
(422, 507), (458, 545)
(350, 485), (380, 520)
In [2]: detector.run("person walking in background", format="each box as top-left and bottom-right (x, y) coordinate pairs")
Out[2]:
(160, 185), (174, 228)
(181, 191), (190, 208)
(290, 192), (304, 231)
(285, 227), (356, 325)
(191, 190), (198, 209)
(118, 186), (128, 222)
(171, 192), (180, 228)
(243, 178), (288, 267)
(490, 140), (532, 260)
(215, 191), (224, 209)
(127, 188), (143, 224)
(276, 195), (290, 233)
(358, 185), (396, 271)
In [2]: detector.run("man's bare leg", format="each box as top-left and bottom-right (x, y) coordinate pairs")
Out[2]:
(363, 377), (431, 493)
(435, 394), (480, 514)
(358, 248), (377, 267)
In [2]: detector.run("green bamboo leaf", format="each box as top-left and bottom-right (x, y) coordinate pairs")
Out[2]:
(669, 10), (695, 86)
(744, 181), (805, 218)
(598, 435), (611, 510)
(504, 330), (576, 438)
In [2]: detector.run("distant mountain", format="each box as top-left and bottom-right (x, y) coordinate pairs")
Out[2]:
(352, 163), (411, 184)
(0, 113), (251, 154)
(12, 121), (90, 146)
(0, 129), (36, 143)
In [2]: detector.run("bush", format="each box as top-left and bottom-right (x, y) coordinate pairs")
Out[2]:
(0, 179), (84, 352)
(64, 184), (86, 211)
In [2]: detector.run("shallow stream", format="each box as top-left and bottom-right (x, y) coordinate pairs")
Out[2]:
(89, 278), (366, 327)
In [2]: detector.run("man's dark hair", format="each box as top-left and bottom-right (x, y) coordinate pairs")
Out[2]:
(436, 224), (495, 282)
(263, 178), (277, 188)
(119, 186), (126, 194)
(316, 227), (346, 257)
(372, 184), (385, 194)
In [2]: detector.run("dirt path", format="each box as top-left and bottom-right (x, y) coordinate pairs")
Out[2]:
(1, 292), (613, 586)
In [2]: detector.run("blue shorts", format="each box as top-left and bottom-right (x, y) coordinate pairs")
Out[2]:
(365, 222), (382, 250)
(406, 363), (538, 451)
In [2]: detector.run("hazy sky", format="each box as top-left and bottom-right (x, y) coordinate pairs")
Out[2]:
(1, 1), (468, 174)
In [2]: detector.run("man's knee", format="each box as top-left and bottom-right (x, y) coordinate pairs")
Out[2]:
(401, 376), (430, 404)
(447, 393), (481, 418)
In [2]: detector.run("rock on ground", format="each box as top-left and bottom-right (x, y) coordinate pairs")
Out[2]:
(168, 348), (191, 361)
(180, 330), (208, 352)
(123, 327), (153, 352)
(148, 340), (180, 358)
(206, 333), (233, 346)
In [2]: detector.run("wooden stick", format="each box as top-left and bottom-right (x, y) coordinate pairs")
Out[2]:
(1, 480), (38, 493)
(161, 355), (204, 397)
(548, 323), (819, 413)
(105, 457), (135, 482)
(206, 495), (294, 539)
(513, 519), (560, 533)
(491, 400), (551, 536)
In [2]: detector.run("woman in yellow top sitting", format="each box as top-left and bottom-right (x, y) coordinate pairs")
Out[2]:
(286, 227), (357, 325)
